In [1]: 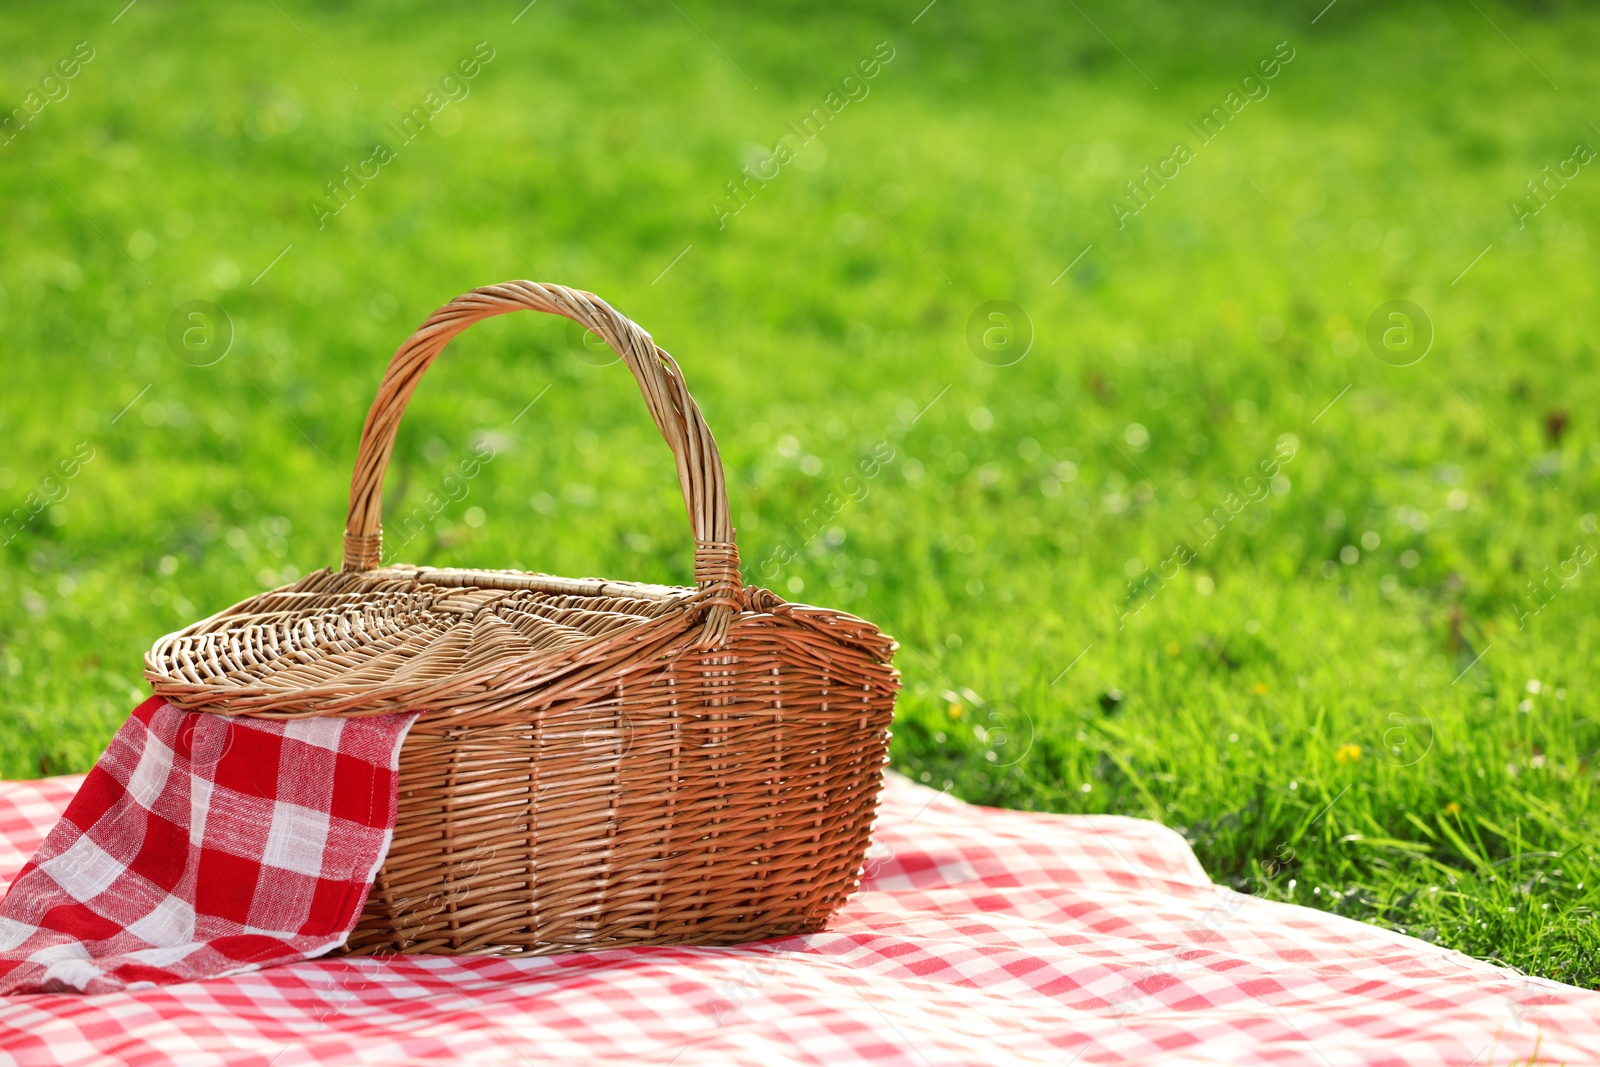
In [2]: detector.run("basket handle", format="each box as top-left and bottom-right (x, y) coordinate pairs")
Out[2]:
(342, 281), (741, 646)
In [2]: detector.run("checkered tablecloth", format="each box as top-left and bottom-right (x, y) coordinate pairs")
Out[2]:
(0, 698), (418, 996)
(1, 770), (1595, 1066)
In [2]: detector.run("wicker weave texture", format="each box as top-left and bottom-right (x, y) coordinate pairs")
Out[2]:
(349, 601), (896, 955)
(144, 282), (899, 956)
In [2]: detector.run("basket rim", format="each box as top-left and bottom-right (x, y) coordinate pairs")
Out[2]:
(143, 564), (894, 720)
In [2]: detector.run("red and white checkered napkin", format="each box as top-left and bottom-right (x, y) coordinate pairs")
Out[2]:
(0, 697), (418, 996)
(3, 768), (1599, 1064)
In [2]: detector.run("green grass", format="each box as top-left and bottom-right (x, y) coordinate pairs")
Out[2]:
(4, 0), (1600, 987)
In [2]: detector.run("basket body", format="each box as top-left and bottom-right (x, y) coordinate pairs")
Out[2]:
(148, 565), (897, 955)
(142, 281), (899, 956)
(358, 583), (892, 954)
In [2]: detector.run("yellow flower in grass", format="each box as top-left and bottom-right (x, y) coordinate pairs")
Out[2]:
(1250, 682), (1269, 696)
(1165, 641), (1182, 657)
(947, 702), (964, 720)
(1335, 744), (1362, 764)
(1444, 802), (1461, 816)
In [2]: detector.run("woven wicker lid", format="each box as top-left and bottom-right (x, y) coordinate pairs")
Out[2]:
(143, 282), (822, 718)
(146, 565), (722, 717)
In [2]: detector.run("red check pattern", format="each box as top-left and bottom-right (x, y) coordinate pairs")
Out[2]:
(2, 768), (1598, 1064)
(0, 698), (418, 996)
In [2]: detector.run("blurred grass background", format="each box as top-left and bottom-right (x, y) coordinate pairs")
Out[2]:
(4, 0), (1600, 985)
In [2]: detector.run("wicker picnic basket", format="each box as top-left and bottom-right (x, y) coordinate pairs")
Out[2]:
(143, 281), (899, 957)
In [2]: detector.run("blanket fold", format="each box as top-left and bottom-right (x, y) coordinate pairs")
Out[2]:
(0, 697), (417, 995)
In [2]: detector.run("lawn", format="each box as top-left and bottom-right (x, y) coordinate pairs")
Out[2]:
(4, 0), (1600, 987)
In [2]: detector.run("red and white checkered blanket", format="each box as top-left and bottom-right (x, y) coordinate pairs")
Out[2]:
(0, 698), (418, 996)
(3, 739), (1598, 1063)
